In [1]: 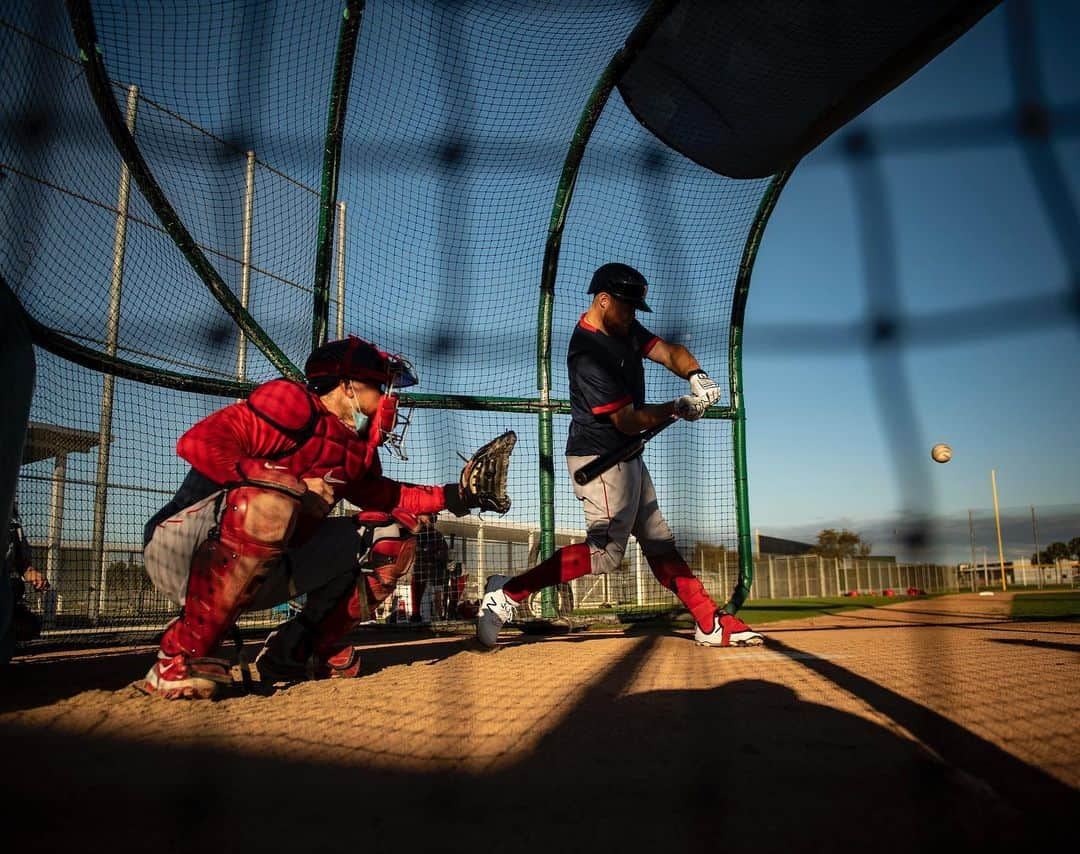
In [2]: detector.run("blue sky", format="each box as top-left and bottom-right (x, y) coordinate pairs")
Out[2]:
(743, 0), (1079, 560)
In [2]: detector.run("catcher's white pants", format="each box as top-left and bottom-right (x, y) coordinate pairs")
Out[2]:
(566, 454), (678, 574)
(143, 491), (363, 611)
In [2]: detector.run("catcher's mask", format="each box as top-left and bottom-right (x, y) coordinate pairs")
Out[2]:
(305, 335), (418, 459)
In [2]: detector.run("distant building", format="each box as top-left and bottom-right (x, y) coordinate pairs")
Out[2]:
(755, 533), (814, 556)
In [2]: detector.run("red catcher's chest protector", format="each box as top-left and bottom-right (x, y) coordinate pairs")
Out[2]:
(246, 379), (379, 483)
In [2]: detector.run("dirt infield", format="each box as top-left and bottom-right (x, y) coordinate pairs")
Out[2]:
(3, 593), (1076, 852)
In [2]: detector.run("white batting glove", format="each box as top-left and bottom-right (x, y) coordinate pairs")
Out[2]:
(688, 370), (721, 406)
(675, 394), (708, 421)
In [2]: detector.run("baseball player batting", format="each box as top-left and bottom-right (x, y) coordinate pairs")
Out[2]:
(141, 335), (514, 699)
(477, 263), (763, 648)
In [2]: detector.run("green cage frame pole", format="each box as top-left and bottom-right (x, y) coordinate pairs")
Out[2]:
(536, 1), (677, 617)
(64, 0), (302, 382)
(311, 1), (364, 352)
(725, 167), (794, 613)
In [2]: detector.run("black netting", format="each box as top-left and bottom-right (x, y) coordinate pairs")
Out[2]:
(4, 1), (797, 645)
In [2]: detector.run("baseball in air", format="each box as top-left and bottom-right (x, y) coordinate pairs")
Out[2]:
(931, 443), (952, 464)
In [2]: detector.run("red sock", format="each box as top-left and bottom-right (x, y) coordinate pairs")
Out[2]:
(646, 552), (718, 632)
(502, 543), (591, 602)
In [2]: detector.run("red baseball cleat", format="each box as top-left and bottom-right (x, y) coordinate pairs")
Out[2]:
(142, 652), (232, 700)
(694, 612), (764, 647)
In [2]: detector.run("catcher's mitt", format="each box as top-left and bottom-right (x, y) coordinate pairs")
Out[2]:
(458, 430), (516, 514)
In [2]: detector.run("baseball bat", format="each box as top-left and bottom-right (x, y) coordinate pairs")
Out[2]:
(573, 416), (677, 486)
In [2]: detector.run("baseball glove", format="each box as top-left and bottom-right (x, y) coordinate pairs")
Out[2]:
(458, 430), (516, 513)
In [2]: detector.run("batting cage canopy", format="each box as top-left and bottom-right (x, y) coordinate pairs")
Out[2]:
(618, 0), (1003, 178)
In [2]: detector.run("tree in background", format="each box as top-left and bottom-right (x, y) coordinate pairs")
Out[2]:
(812, 528), (872, 559)
(1069, 537), (1080, 560)
(692, 541), (733, 572)
(1031, 541), (1073, 565)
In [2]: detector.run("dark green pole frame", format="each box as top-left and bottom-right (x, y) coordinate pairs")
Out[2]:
(724, 167), (794, 613)
(536, 1), (677, 605)
(3, 275), (256, 397)
(64, 0), (302, 382)
(311, 1), (364, 352)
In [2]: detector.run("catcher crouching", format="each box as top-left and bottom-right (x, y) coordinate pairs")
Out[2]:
(141, 336), (514, 699)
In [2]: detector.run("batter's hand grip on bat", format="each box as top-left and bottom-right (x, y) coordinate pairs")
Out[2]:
(573, 418), (675, 485)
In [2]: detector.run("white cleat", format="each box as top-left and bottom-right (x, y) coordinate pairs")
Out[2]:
(477, 574), (516, 648)
(694, 612), (764, 647)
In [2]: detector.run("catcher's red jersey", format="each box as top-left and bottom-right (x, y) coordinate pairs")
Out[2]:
(177, 379), (446, 515)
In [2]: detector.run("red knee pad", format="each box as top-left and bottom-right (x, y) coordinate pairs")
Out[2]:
(356, 508), (420, 533)
(354, 512), (417, 601)
(218, 485), (299, 559)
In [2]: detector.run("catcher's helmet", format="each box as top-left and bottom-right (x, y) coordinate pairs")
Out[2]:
(588, 263), (652, 312)
(304, 336), (417, 389)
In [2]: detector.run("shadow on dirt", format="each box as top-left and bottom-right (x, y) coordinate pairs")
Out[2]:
(2, 633), (481, 711)
(986, 636), (1080, 653)
(4, 634), (1074, 852)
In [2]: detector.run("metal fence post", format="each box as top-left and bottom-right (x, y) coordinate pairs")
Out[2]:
(92, 83), (138, 623)
(235, 150), (257, 391)
(630, 537), (639, 604)
(767, 555), (775, 599)
(335, 200), (347, 339)
(44, 453), (68, 625)
(476, 519), (485, 599)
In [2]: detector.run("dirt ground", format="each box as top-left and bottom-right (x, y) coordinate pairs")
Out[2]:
(2, 593), (1076, 852)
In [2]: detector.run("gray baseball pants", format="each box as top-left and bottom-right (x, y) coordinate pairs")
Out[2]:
(566, 453), (678, 573)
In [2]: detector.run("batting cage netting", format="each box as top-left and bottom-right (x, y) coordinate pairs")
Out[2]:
(3, 0), (974, 645)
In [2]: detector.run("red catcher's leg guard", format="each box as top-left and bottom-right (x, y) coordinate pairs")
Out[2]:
(367, 537), (414, 602)
(162, 486), (296, 659)
(502, 542), (591, 602)
(311, 584), (366, 660)
(258, 519), (417, 681)
(645, 551), (718, 632)
(258, 580), (379, 682)
(311, 533), (417, 661)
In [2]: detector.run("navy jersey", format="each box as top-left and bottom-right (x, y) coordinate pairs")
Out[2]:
(566, 315), (659, 456)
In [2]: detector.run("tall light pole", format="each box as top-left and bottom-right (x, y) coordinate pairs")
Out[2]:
(1031, 505), (1043, 589)
(991, 470), (1008, 591)
(968, 508), (977, 592)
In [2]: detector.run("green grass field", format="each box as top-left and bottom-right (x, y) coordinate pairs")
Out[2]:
(1009, 590), (1080, 621)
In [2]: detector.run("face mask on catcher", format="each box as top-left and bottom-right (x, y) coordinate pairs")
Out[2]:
(346, 381), (371, 437)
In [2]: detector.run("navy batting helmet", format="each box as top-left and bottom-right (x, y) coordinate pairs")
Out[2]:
(587, 263), (652, 312)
